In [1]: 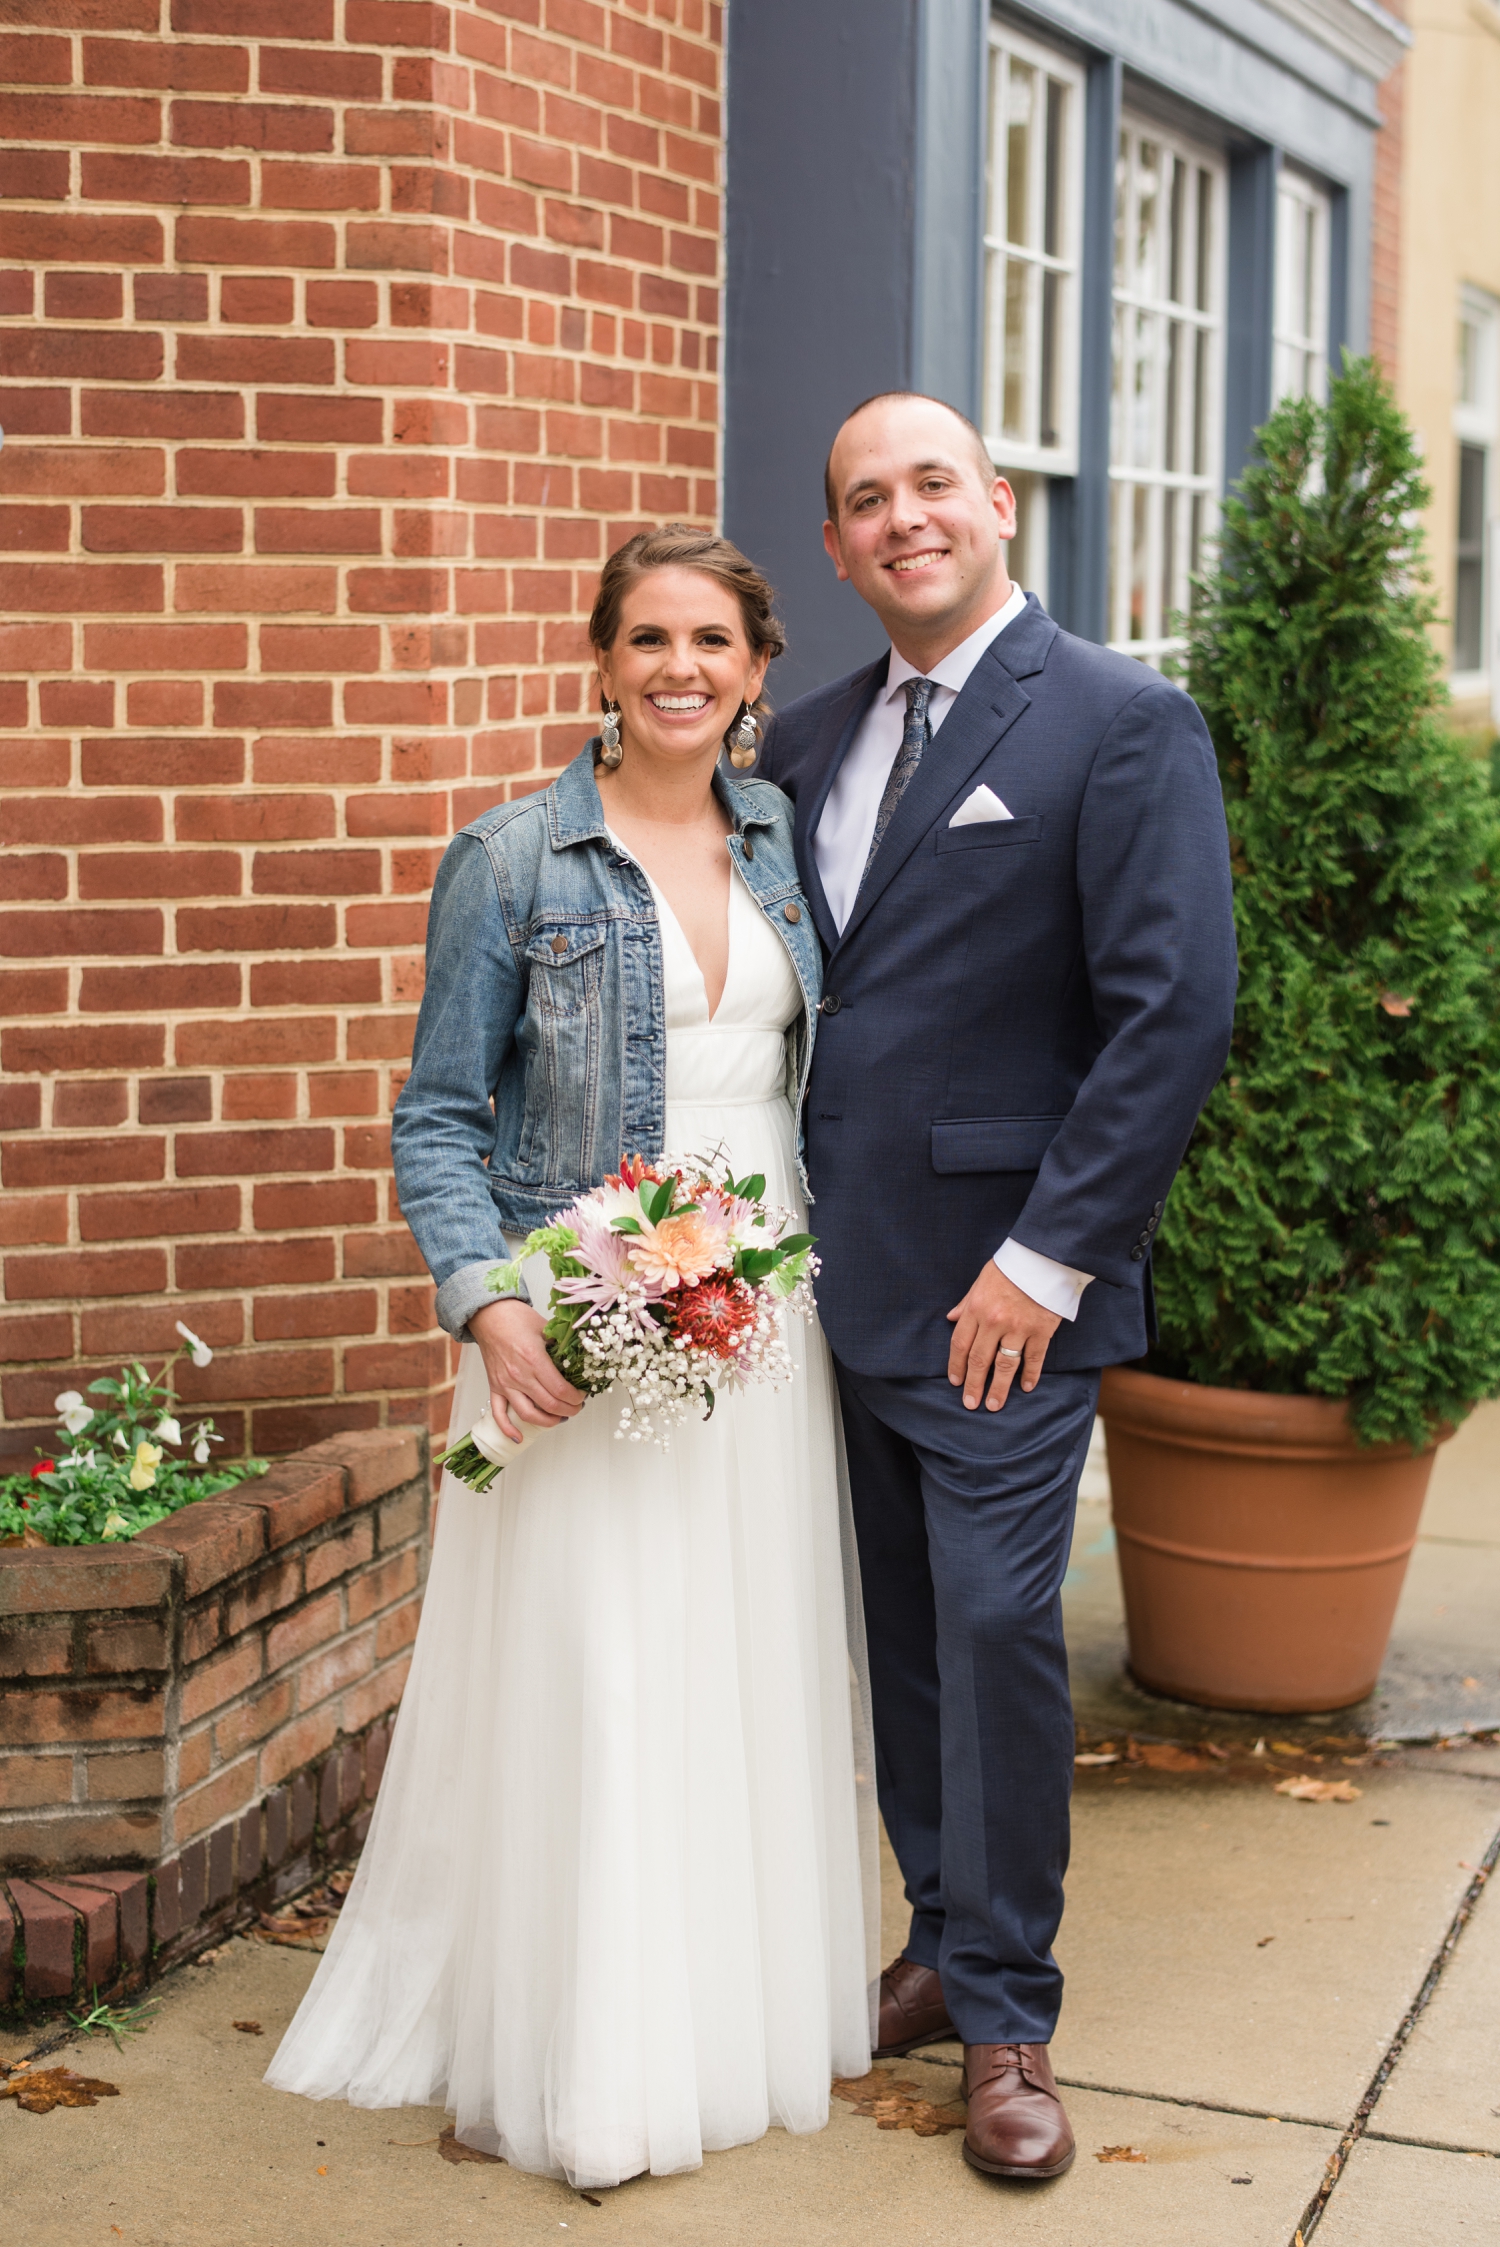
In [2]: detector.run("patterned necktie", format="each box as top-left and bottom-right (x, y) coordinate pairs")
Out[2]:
(860, 675), (934, 886)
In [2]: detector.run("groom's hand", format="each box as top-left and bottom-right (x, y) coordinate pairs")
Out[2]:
(469, 1297), (585, 1442)
(946, 1262), (1061, 1411)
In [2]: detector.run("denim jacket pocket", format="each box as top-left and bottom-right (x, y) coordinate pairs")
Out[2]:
(516, 921), (611, 1180)
(523, 921), (609, 1012)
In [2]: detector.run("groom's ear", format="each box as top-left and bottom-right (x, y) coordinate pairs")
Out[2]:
(822, 517), (850, 583)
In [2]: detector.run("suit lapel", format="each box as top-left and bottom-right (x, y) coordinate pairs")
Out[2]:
(834, 650), (1033, 949)
(796, 657), (885, 955)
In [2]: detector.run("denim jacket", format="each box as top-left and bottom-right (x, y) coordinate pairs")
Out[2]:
(391, 743), (824, 1340)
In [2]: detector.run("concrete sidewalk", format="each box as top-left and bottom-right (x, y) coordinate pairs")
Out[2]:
(4, 1410), (1498, 2246)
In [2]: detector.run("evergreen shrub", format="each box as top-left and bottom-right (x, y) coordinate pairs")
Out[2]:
(1152, 357), (1500, 1447)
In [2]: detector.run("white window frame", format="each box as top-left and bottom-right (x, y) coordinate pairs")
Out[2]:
(981, 22), (1085, 482)
(1273, 168), (1331, 406)
(1452, 285), (1499, 706)
(1107, 115), (1228, 667)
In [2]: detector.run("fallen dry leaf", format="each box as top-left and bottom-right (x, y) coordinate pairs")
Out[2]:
(0, 1526), (48, 1548)
(1074, 1752), (1120, 1766)
(833, 2071), (968, 2137)
(438, 2125), (504, 2165)
(1256, 1935), (1275, 1948)
(1378, 992), (1413, 1017)
(232, 2020), (263, 2036)
(1130, 1741), (1214, 1772)
(1275, 1776), (1362, 1803)
(1096, 2144), (1147, 2162)
(253, 1911), (334, 1949)
(1270, 1741), (1304, 1757)
(0, 2066), (120, 2114)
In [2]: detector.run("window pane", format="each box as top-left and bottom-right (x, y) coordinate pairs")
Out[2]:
(1044, 78), (1065, 258)
(1007, 61), (1035, 248)
(1195, 168), (1213, 313)
(1458, 440), (1487, 545)
(1003, 260), (1030, 439)
(1454, 444), (1487, 672)
(1135, 141), (1160, 296)
(1131, 308), (1155, 469)
(1040, 269), (1061, 448)
(1192, 327), (1210, 477)
(1167, 157), (1185, 306)
(1165, 320), (1182, 473)
(1458, 318), (1481, 410)
(1130, 484), (1150, 641)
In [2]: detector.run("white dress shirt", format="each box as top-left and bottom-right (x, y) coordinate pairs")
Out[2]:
(811, 585), (1094, 1323)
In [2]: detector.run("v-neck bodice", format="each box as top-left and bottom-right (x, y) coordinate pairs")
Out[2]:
(610, 837), (801, 1107)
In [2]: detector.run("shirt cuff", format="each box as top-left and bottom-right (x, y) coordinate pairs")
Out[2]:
(993, 1237), (1094, 1323)
(434, 1257), (525, 1343)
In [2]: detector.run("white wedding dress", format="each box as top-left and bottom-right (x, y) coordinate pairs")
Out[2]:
(266, 859), (878, 2187)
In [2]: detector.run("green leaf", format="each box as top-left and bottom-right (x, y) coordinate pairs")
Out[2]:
(611, 1216), (644, 1235)
(773, 1232), (814, 1257)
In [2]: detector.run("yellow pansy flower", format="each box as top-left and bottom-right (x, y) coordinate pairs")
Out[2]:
(128, 1441), (163, 1492)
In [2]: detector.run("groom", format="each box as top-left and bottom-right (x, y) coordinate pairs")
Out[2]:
(756, 393), (1237, 2181)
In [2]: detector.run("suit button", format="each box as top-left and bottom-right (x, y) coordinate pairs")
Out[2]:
(1130, 1247), (1145, 1262)
(783, 901), (800, 923)
(550, 935), (568, 955)
(819, 993), (841, 1014)
(743, 838), (755, 861)
(1153, 1201), (1164, 1216)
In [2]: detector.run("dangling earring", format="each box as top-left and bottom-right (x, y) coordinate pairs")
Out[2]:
(599, 700), (623, 770)
(728, 704), (759, 770)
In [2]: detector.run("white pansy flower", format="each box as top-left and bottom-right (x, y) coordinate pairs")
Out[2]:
(152, 1416), (182, 1447)
(55, 1390), (93, 1436)
(101, 1510), (130, 1540)
(113, 1427), (129, 1450)
(175, 1319), (213, 1368)
(190, 1420), (221, 1466)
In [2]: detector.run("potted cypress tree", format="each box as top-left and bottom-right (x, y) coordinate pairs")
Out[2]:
(1101, 358), (1500, 1713)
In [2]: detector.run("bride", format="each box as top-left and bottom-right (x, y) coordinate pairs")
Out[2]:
(265, 526), (877, 2186)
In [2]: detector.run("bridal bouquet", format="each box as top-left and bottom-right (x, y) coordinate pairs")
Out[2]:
(436, 1153), (817, 1491)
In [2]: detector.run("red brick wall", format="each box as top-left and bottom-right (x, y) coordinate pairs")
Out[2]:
(0, 0), (723, 1472)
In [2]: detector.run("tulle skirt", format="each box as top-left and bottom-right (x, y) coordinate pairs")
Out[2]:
(265, 1090), (877, 2187)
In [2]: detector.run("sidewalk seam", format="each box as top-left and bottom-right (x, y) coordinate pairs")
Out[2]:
(1288, 1813), (1500, 2243)
(1363, 2127), (1500, 2159)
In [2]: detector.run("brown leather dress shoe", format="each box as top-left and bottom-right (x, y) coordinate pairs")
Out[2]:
(875, 1956), (957, 2056)
(961, 2042), (1075, 2179)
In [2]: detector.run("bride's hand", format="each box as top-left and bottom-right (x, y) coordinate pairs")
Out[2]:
(468, 1298), (585, 1442)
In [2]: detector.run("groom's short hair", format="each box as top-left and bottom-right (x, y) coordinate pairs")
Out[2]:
(824, 392), (998, 523)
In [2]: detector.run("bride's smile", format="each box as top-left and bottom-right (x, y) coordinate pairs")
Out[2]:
(594, 563), (770, 769)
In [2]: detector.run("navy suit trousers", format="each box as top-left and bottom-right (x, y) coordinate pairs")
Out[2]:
(835, 1359), (1100, 2045)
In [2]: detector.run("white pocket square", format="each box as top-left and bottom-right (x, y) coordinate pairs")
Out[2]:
(949, 784), (1013, 827)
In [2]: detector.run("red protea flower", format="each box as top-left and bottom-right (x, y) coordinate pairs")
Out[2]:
(667, 1275), (756, 1357)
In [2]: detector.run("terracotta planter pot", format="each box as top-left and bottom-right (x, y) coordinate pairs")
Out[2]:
(1098, 1366), (1444, 1714)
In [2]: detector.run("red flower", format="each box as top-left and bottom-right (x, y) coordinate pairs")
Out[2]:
(667, 1276), (756, 1357)
(31, 1460), (55, 1479)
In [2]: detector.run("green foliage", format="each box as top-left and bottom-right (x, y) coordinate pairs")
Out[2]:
(0, 1347), (266, 1546)
(1153, 356), (1500, 1447)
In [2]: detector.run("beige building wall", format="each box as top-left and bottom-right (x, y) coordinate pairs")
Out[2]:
(1399, 0), (1500, 733)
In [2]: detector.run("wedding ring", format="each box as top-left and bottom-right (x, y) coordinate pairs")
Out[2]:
(997, 1345), (1023, 1360)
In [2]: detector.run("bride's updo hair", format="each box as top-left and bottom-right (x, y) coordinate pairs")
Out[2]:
(588, 525), (787, 746)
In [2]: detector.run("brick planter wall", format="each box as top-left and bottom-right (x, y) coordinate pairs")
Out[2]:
(0, 0), (725, 1477)
(0, 1422), (426, 2016)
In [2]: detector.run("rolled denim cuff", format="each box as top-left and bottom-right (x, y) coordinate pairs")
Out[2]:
(435, 1257), (523, 1343)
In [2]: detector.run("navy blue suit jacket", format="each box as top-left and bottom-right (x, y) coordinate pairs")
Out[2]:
(756, 594), (1238, 1376)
